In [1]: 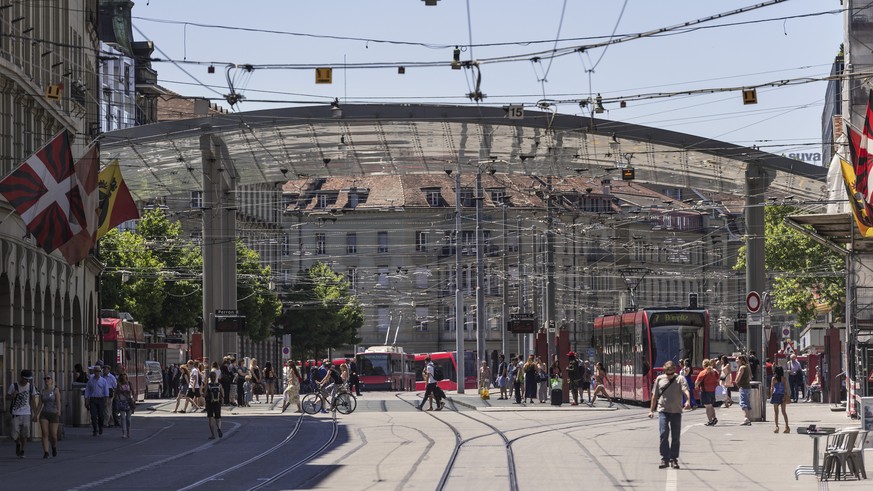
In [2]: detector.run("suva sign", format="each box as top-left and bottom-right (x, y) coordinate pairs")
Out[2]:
(786, 152), (822, 163)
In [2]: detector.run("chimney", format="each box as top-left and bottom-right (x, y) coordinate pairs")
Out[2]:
(601, 178), (612, 196)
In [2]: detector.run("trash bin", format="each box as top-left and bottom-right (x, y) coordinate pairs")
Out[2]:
(70, 386), (89, 427)
(749, 381), (764, 422)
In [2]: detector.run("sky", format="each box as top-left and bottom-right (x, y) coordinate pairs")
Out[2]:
(129, 0), (844, 165)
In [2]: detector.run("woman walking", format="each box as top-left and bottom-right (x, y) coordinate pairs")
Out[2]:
(116, 373), (134, 439)
(263, 361), (276, 404)
(695, 359), (720, 426)
(735, 355), (753, 426)
(281, 361), (303, 413)
(719, 355), (733, 408)
(536, 357), (548, 403)
(523, 354), (538, 404)
(770, 366), (790, 433)
(590, 362), (614, 408)
(172, 365), (190, 413)
(250, 358), (262, 403)
(35, 375), (61, 458)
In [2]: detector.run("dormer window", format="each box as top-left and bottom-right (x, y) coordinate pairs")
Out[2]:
(317, 194), (329, 209)
(460, 188), (474, 207)
(423, 188), (443, 207)
(488, 188), (506, 205)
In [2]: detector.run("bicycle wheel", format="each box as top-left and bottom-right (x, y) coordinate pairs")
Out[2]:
(301, 393), (323, 415)
(334, 392), (357, 414)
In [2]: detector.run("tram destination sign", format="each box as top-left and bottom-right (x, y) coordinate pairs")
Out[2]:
(508, 314), (537, 334)
(215, 315), (246, 333)
(648, 311), (706, 328)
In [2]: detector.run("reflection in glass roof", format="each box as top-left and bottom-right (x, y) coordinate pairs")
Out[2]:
(98, 105), (827, 204)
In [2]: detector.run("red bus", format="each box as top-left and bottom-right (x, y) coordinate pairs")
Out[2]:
(593, 308), (709, 404)
(413, 351), (478, 391)
(354, 346), (416, 391)
(99, 317), (148, 401)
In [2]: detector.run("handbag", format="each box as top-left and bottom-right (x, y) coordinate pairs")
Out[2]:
(253, 383), (265, 395)
(714, 385), (727, 399)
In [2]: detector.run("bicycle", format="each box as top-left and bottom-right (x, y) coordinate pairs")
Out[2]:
(301, 384), (357, 415)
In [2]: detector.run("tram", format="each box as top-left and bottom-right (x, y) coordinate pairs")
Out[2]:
(99, 316), (148, 401)
(413, 351), (478, 391)
(593, 308), (709, 404)
(354, 345), (416, 391)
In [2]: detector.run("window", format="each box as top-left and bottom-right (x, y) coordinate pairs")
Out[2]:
(317, 194), (329, 209)
(377, 306), (390, 331)
(461, 231), (475, 255)
(377, 231), (388, 253)
(489, 188), (506, 204)
(415, 306), (429, 331)
(346, 233), (357, 254)
(377, 266), (389, 287)
(415, 231), (428, 252)
(315, 233), (326, 255)
(347, 268), (357, 293)
(191, 191), (202, 209)
(424, 188), (442, 207)
(460, 188), (474, 207)
(415, 267), (429, 289)
(348, 189), (359, 208)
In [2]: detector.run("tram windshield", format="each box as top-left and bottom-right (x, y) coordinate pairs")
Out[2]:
(358, 354), (389, 376)
(651, 324), (704, 368)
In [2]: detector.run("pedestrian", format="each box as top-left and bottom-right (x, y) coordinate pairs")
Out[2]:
(171, 364), (181, 398)
(787, 354), (803, 403)
(579, 360), (593, 404)
(250, 358), (263, 403)
(204, 372), (224, 439)
(736, 355), (753, 426)
(523, 355), (538, 403)
(340, 363), (350, 385)
(536, 356), (548, 403)
(220, 358), (233, 405)
(172, 365), (190, 413)
(102, 365), (118, 427)
(347, 358), (362, 396)
(418, 355), (444, 411)
(565, 352), (583, 406)
(695, 359), (720, 426)
(648, 360), (691, 469)
(235, 359), (249, 406)
(263, 361), (276, 404)
(186, 360), (203, 412)
(73, 364), (89, 384)
(510, 356), (522, 404)
(681, 359), (696, 409)
(115, 373), (134, 439)
(770, 366), (790, 433)
(496, 354), (508, 400)
(8, 369), (39, 458)
(85, 365), (109, 436)
(318, 361), (344, 412)
(590, 362), (614, 408)
(164, 366), (173, 398)
(719, 355), (733, 407)
(35, 373), (61, 458)
(478, 361), (492, 394)
(749, 350), (761, 381)
(281, 360), (303, 413)
(244, 375), (253, 406)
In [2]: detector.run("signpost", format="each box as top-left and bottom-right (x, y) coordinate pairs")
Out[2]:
(508, 313), (536, 334)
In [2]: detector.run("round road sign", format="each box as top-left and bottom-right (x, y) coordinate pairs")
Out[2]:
(746, 291), (761, 313)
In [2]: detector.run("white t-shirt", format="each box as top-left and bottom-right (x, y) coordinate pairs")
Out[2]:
(426, 362), (435, 384)
(189, 367), (201, 388)
(8, 381), (36, 416)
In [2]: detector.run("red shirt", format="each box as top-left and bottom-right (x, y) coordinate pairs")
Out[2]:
(695, 368), (720, 392)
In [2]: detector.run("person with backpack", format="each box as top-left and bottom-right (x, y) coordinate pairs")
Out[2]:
(185, 360), (203, 412)
(8, 369), (39, 458)
(417, 355), (444, 411)
(317, 361), (344, 412)
(565, 352), (583, 406)
(510, 355), (522, 404)
(204, 372), (224, 439)
(648, 360), (691, 469)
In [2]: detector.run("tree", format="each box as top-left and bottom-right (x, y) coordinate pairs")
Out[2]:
(734, 205), (845, 327)
(237, 241), (282, 342)
(98, 228), (166, 326)
(278, 262), (363, 358)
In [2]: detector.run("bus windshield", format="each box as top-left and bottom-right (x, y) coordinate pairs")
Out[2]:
(651, 325), (704, 368)
(359, 354), (389, 377)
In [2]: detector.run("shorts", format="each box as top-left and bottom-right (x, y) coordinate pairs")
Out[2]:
(700, 391), (716, 406)
(739, 388), (752, 409)
(206, 402), (222, 419)
(11, 415), (31, 439)
(569, 380), (580, 391)
(40, 412), (60, 424)
(189, 388), (201, 398)
(770, 393), (784, 405)
(581, 382), (591, 390)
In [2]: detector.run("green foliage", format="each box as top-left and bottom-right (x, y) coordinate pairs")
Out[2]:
(237, 241), (282, 342)
(277, 262), (363, 358)
(99, 228), (166, 325)
(734, 205), (845, 326)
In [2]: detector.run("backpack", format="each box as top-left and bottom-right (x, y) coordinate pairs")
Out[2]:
(205, 383), (221, 404)
(433, 365), (444, 382)
(567, 360), (581, 381)
(9, 382), (34, 414)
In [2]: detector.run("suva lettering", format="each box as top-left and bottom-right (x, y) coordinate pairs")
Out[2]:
(786, 152), (822, 163)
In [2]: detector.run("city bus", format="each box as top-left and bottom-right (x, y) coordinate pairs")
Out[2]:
(354, 345), (416, 391)
(413, 351), (478, 391)
(593, 308), (709, 404)
(99, 316), (148, 401)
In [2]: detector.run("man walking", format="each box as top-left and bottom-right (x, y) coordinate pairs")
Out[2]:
(204, 372), (224, 439)
(102, 365), (118, 427)
(347, 358), (362, 396)
(418, 355), (444, 411)
(8, 369), (39, 458)
(564, 352), (583, 406)
(85, 366), (109, 436)
(787, 354), (803, 403)
(648, 361), (691, 469)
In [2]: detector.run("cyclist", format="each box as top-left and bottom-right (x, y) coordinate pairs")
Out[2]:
(317, 361), (344, 411)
